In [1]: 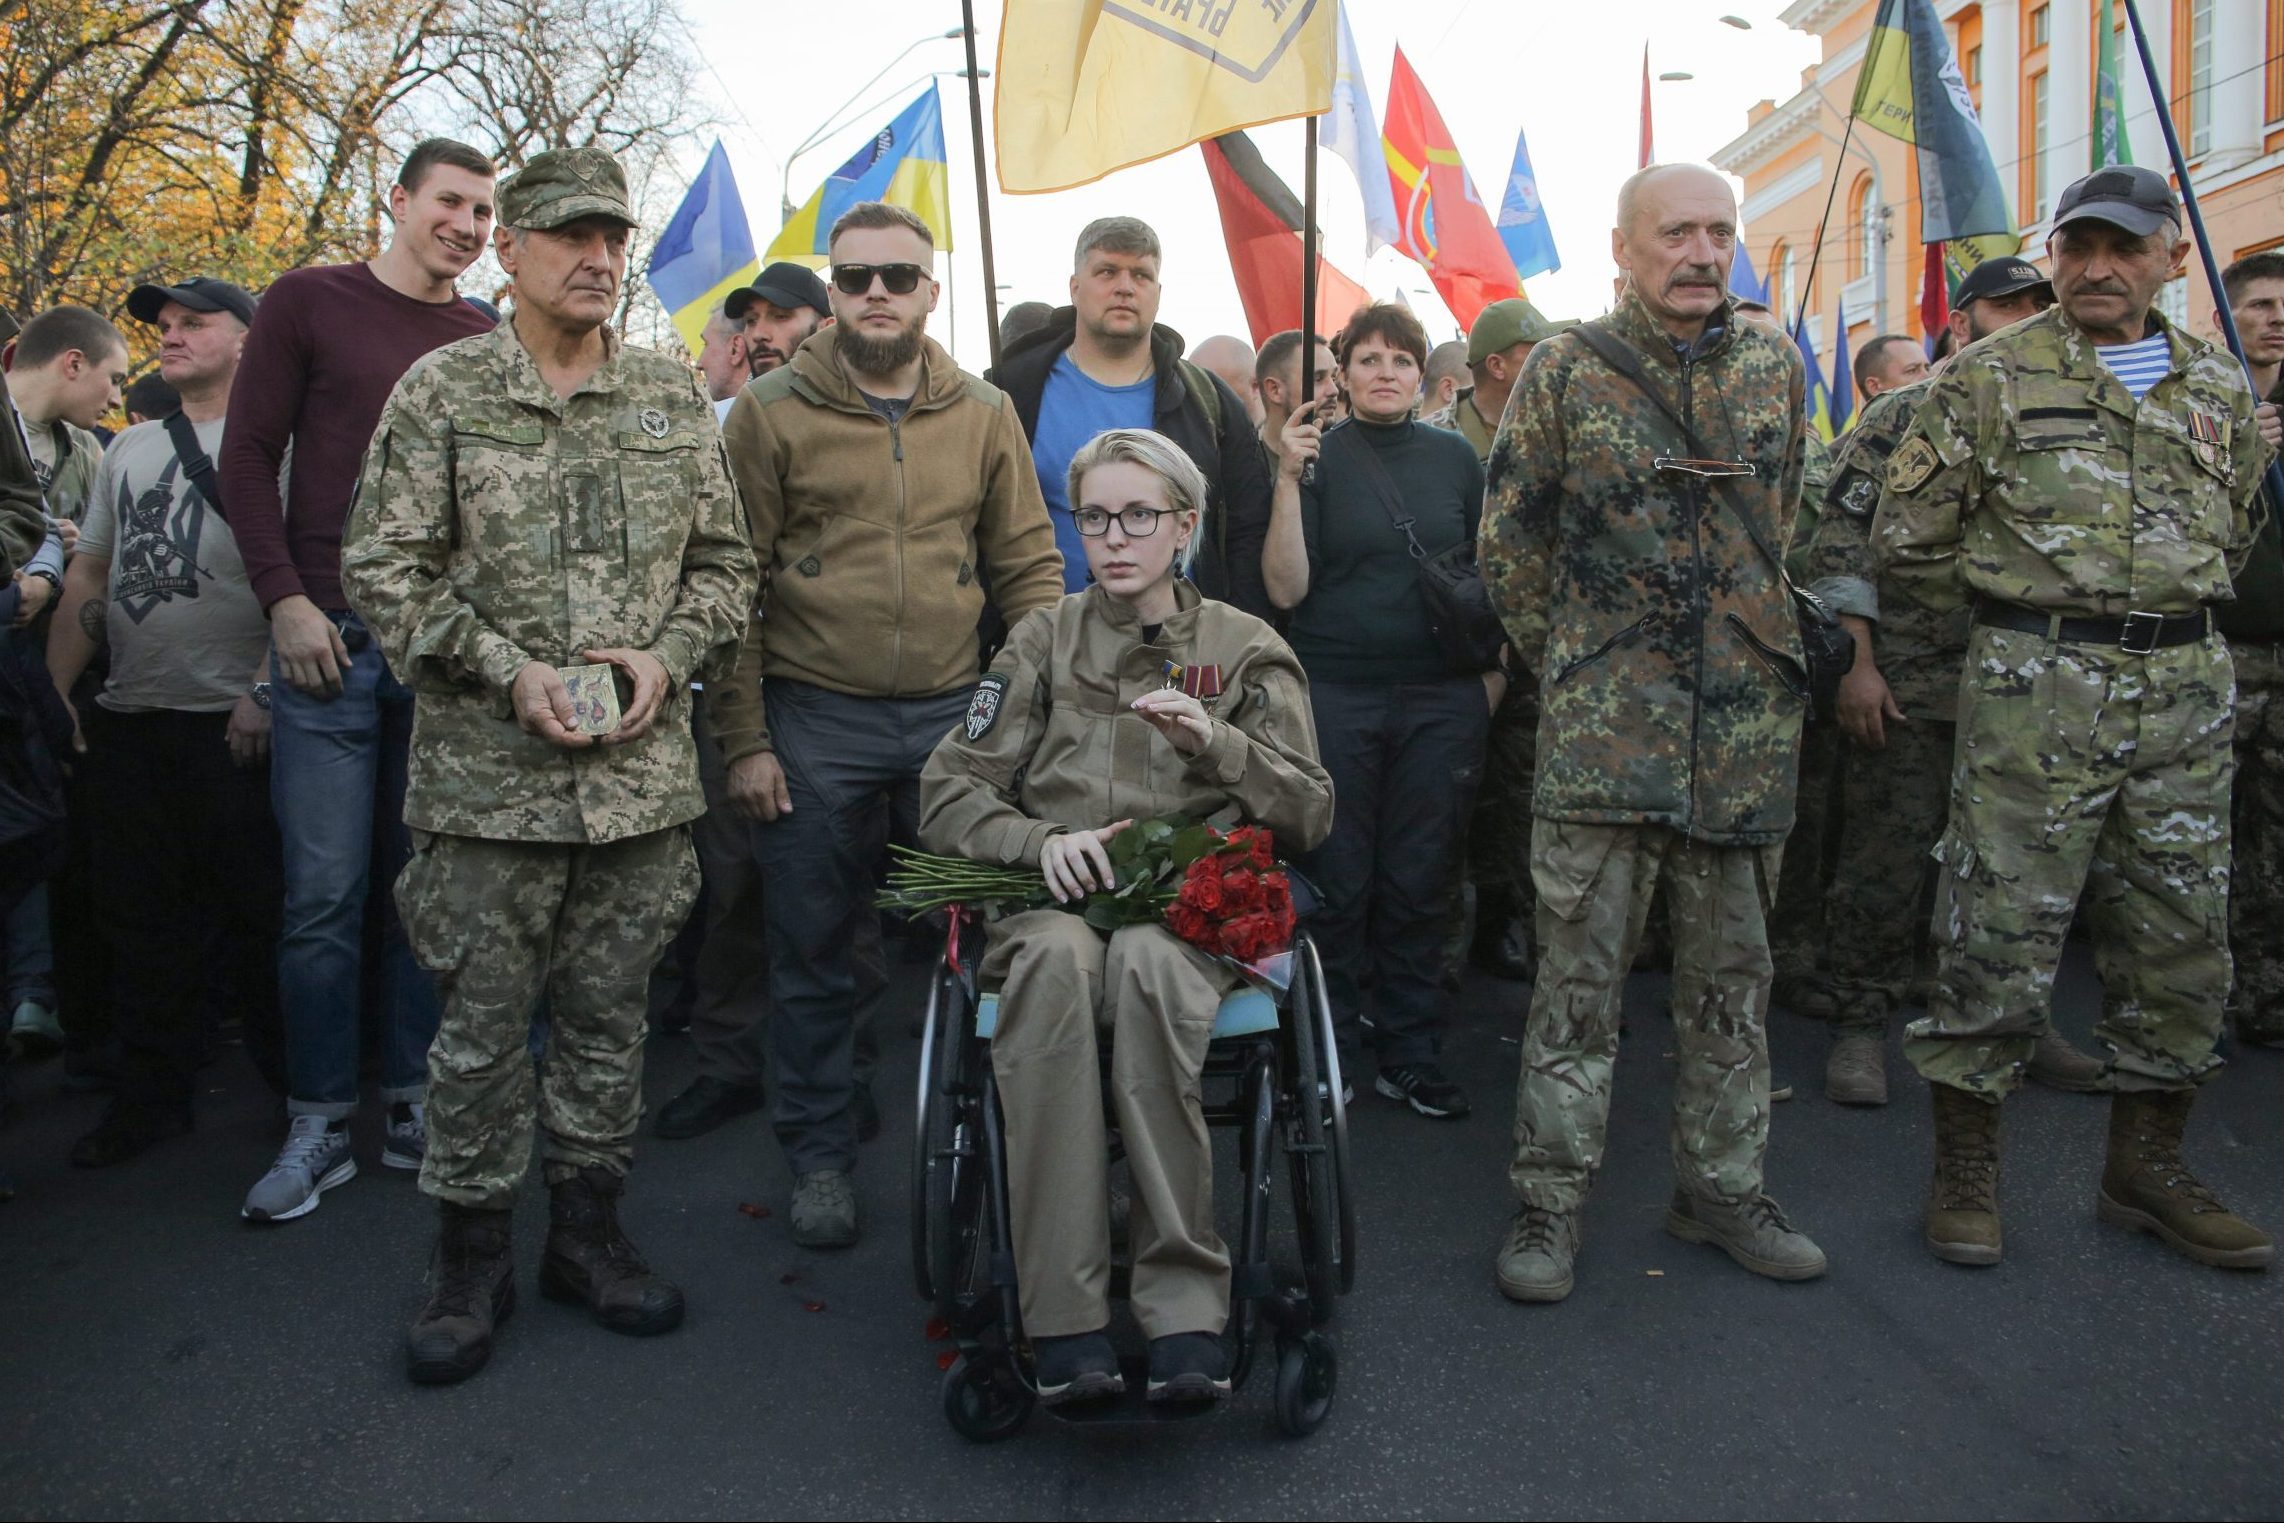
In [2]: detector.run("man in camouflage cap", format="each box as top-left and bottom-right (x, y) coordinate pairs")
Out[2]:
(1427, 297), (1574, 986)
(342, 145), (760, 1382)
(1804, 256), (2106, 1108)
(1482, 164), (1825, 1304)
(1874, 164), (2278, 1271)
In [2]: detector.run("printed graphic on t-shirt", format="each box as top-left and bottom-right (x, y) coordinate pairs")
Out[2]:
(110, 455), (213, 622)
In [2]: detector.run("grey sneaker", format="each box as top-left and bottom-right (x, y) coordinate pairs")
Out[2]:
(789, 1169), (858, 1248)
(1495, 1206), (1580, 1303)
(6, 999), (61, 1061)
(1824, 1033), (1889, 1106)
(1664, 1189), (1827, 1281)
(242, 1115), (357, 1222)
(383, 1102), (427, 1170)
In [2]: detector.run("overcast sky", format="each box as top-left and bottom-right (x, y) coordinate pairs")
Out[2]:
(673, 0), (1822, 361)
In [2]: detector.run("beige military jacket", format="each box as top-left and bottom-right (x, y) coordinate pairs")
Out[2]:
(343, 320), (759, 845)
(919, 582), (1334, 867)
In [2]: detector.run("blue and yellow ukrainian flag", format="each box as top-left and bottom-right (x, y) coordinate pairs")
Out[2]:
(1829, 294), (1855, 435)
(768, 83), (952, 267)
(1794, 314), (1835, 443)
(647, 140), (759, 357)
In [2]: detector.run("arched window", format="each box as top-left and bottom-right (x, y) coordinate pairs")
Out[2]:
(1773, 243), (1797, 325)
(1845, 173), (1877, 281)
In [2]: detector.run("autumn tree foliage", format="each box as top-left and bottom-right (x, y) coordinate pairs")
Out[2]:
(0, 0), (704, 324)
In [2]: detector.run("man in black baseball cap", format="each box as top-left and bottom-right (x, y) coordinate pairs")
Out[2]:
(125, 277), (259, 328)
(724, 261), (831, 378)
(2052, 163), (2182, 239)
(1951, 255), (2053, 314)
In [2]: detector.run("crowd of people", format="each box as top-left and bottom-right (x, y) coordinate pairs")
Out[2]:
(2, 135), (2279, 1399)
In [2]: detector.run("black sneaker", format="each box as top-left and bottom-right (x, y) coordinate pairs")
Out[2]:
(69, 1102), (192, 1168)
(1033, 1330), (1123, 1406)
(1376, 1063), (1470, 1119)
(653, 1077), (764, 1141)
(1146, 1332), (1230, 1403)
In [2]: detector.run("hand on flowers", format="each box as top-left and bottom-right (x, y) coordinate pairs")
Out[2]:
(1130, 690), (1212, 754)
(1040, 819), (1134, 904)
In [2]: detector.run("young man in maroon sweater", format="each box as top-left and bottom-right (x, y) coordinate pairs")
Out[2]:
(219, 138), (499, 1225)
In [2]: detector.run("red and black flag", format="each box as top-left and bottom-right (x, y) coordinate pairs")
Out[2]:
(1200, 130), (1372, 348)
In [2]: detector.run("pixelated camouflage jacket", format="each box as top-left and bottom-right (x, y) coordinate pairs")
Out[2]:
(1872, 305), (2272, 618)
(1479, 289), (1809, 846)
(342, 320), (759, 845)
(1784, 429), (1832, 583)
(919, 580), (1333, 866)
(1802, 376), (1971, 716)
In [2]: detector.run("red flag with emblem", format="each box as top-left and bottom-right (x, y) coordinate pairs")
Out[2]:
(1380, 47), (1520, 332)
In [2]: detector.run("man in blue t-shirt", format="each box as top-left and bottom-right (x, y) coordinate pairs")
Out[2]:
(1031, 346), (1155, 586)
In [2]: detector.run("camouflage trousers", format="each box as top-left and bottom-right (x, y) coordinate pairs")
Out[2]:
(1509, 820), (1782, 1214)
(1907, 626), (2233, 1098)
(399, 826), (700, 1208)
(1826, 717), (1956, 1035)
(2226, 640), (2284, 1040)
(1468, 672), (1541, 929)
(1767, 718), (1843, 990)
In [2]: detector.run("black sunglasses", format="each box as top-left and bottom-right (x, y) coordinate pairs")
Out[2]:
(831, 262), (928, 297)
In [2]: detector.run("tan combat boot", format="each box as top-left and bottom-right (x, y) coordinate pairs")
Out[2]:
(2097, 1090), (2275, 1269)
(1824, 1032), (1888, 1106)
(2026, 1028), (2107, 1092)
(1924, 1084), (2003, 1265)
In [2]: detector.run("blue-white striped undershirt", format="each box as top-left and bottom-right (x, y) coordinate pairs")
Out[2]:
(2095, 333), (2174, 400)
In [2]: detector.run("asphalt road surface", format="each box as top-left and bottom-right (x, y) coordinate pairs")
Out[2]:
(4, 943), (2280, 1519)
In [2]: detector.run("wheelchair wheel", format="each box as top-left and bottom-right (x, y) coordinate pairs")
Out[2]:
(941, 1354), (1033, 1443)
(1271, 1331), (1337, 1438)
(1305, 935), (1358, 1295)
(1283, 938), (1339, 1326)
(913, 963), (988, 1320)
(910, 962), (948, 1302)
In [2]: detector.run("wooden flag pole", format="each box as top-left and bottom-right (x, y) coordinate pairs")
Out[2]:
(959, 0), (1004, 373)
(1301, 114), (1320, 485)
(2117, 0), (2284, 501)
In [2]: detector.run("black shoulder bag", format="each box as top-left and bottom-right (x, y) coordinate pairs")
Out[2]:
(1332, 423), (1508, 673)
(162, 411), (226, 515)
(1569, 322), (1853, 719)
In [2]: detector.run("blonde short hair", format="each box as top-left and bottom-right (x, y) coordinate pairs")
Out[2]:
(1065, 428), (1210, 576)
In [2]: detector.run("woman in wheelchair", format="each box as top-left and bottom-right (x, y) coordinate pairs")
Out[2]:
(918, 428), (1332, 1406)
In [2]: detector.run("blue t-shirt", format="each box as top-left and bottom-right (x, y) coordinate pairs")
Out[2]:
(1031, 352), (1156, 591)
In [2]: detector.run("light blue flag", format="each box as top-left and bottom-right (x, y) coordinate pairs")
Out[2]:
(1495, 126), (1560, 280)
(646, 140), (759, 356)
(1323, 2), (1400, 257)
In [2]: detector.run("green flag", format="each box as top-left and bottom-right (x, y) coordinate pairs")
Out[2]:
(2094, 0), (2134, 168)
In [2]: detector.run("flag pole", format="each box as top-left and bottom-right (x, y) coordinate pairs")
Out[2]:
(1301, 114), (1320, 486)
(1789, 109), (1859, 339)
(959, 0), (1004, 373)
(2116, 0), (2284, 502)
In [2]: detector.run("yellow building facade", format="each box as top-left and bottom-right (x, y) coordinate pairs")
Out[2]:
(1716, 0), (2284, 392)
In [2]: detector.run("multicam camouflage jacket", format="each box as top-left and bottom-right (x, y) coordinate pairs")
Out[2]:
(1801, 376), (1971, 717)
(342, 320), (759, 845)
(1479, 289), (1809, 846)
(1873, 305), (2271, 617)
(1422, 385), (1498, 463)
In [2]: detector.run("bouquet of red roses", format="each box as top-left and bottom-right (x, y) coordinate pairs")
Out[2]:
(878, 817), (1298, 972)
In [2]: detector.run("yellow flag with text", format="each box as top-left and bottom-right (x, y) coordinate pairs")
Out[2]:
(995, 0), (1336, 194)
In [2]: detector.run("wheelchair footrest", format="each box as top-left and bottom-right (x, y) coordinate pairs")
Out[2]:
(1040, 1356), (1227, 1427)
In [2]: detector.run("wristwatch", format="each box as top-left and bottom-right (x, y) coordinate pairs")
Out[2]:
(249, 681), (272, 711)
(23, 566), (58, 590)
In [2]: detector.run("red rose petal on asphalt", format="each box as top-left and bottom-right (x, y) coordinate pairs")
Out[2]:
(737, 1202), (770, 1219)
(937, 1349), (958, 1370)
(804, 1300), (826, 1313)
(924, 1317), (951, 1341)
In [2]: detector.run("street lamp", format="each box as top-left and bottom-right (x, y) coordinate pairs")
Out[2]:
(781, 26), (968, 219)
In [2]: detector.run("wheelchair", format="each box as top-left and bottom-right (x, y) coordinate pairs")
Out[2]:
(911, 896), (1354, 1441)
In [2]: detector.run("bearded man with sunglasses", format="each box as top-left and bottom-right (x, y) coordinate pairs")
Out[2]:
(1480, 163), (1825, 1304)
(712, 200), (1063, 1248)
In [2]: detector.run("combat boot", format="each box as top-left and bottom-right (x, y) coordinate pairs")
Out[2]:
(539, 1166), (686, 1334)
(1664, 1190), (1827, 1280)
(1924, 1084), (2003, 1266)
(1494, 1206), (1580, 1303)
(1824, 1032), (1888, 1106)
(2097, 1090), (2274, 1269)
(406, 1202), (515, 1385)
(2027, 1029), (2107, 1092)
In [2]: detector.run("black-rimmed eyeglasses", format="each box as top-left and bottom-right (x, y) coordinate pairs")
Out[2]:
(1073, 506), (1178, 537)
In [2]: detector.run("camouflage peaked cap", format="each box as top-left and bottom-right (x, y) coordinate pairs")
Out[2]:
(498, 148), (635, 231)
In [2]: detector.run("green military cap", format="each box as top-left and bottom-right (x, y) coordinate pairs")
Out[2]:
(498, 147), (636, 232)
(1467, 298), (1576, 365)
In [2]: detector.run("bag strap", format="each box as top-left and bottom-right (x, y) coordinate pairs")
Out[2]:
(1329, 423), (1432, 562)
(161, 410), (225, 515)
(1569, 321), (1789, 586)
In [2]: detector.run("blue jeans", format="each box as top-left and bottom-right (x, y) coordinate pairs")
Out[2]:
(270, 614), (439, 1118)
(5, 882), (55, 1011)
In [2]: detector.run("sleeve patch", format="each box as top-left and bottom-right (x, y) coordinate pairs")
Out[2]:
(965, 672), (1010, 741)
(1833, 468), (1882, 519)
(1887, 436), (1940, 493)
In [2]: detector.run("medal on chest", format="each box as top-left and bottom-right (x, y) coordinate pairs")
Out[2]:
(1161, 659), (1224, 702)
(2188, 409), (2228, 466)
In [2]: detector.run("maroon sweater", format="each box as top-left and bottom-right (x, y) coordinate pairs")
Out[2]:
(219, 262), (494, 612)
